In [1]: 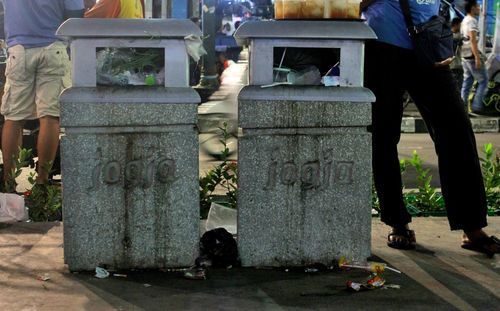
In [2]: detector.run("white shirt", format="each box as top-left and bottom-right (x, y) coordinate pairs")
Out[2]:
(460, 15), (479, 58)
(461, 15), (479, 40)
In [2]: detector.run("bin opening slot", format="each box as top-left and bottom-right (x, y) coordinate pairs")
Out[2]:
(273, 47), (340, 85)
(96, 47), (165, 86)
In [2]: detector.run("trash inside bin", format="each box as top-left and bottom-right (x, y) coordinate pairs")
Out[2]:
(275, 0), (361, 20)
(205, 202), (237, 234)
(200, 227), (238, 268)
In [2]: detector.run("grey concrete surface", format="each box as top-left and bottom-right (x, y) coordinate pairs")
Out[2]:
(238, 129), (372, 266)
(61, 87), (200, 271)
(234, 21), (374, 87)
(0, 218), (499, 310)
(237, 85), (373, 266)
(58, 19), (198, 88)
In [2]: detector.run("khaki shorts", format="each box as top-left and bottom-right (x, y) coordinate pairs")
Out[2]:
(1, 41), (71, 120)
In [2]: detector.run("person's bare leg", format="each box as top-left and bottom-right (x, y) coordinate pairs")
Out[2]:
(36, 116), (59, 183)
(2, 119), (24, 185)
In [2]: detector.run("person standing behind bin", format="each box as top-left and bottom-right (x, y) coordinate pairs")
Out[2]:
(84, 0), (144, 18)
(450, 17), (464, 98)
(1, 0), (84, 187)
(361, 0), (500, 256)
(460, 0), (489, 116)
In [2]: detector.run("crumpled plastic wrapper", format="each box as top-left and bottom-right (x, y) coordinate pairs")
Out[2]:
(0, 193), (27, 223)
(95, 267), (110, 279)
(346, 273), (386, 292)
(339, 257), (401, 274)
(184, 34), (207, 62)
(184, 266), (207, 280)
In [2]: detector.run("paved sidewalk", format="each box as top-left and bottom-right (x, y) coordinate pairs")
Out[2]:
(1, 218), (499, 310)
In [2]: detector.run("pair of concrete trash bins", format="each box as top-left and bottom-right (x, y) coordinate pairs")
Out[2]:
(58, 18), (375, 271)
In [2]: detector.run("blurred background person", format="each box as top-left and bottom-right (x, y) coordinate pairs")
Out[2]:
(460, 0), (488, 115)
(450, 16), (464, 101)
(1, 0), (84, 187)
(85, 0), (144, 18)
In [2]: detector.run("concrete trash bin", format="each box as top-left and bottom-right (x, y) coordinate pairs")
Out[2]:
(235, 20), (376, 266)
(57, 19), (201, 270)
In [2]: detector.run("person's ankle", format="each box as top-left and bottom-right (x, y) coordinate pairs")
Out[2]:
(392, 224), (410, 230)
(35, 177), (49, 185)
(464, 229), (488, 242)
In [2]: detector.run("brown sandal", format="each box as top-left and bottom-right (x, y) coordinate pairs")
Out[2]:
(461, 235), (500, 258)
(387, 228), (416, 250)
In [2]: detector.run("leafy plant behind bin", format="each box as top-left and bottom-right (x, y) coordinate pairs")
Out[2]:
(480, 143), (500, 214)
(1, 148), (62, 221)
(407, 150), (444, 212)
(13, 149), (62, 221)
(3, 148), (32, 193)
(199, 122), (238, 219)
(372, 144), (499, 216)
(25, 170), (62, 222)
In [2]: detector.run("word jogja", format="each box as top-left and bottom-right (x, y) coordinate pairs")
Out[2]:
(88, 156), (176, 190)
(264, 149), (355, 190)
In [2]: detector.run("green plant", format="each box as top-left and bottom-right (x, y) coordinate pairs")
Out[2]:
(1, 147), (62, 221)
(372, 144), (500, 216)
(407, 150), (444, 212)
(3, 148), (32, 193)
(199, 122), (238, 218)
(24, 160), (62, 222)
(25, 178), (62, 222)
(479, 143), (500, 214)
(400, 159), (408, 177)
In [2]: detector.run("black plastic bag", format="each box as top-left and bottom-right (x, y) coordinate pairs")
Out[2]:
(199, 228), (238, 268)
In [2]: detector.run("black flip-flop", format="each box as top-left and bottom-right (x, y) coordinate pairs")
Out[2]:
(461, 235), (500, 258)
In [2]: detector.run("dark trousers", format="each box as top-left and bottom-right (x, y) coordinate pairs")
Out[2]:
(365, 41), (487, 231)
(451, 67), (464, 109)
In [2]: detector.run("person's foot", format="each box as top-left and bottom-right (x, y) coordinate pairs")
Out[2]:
(462, 230), (500, 258)
(387, 225), (416, 250)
